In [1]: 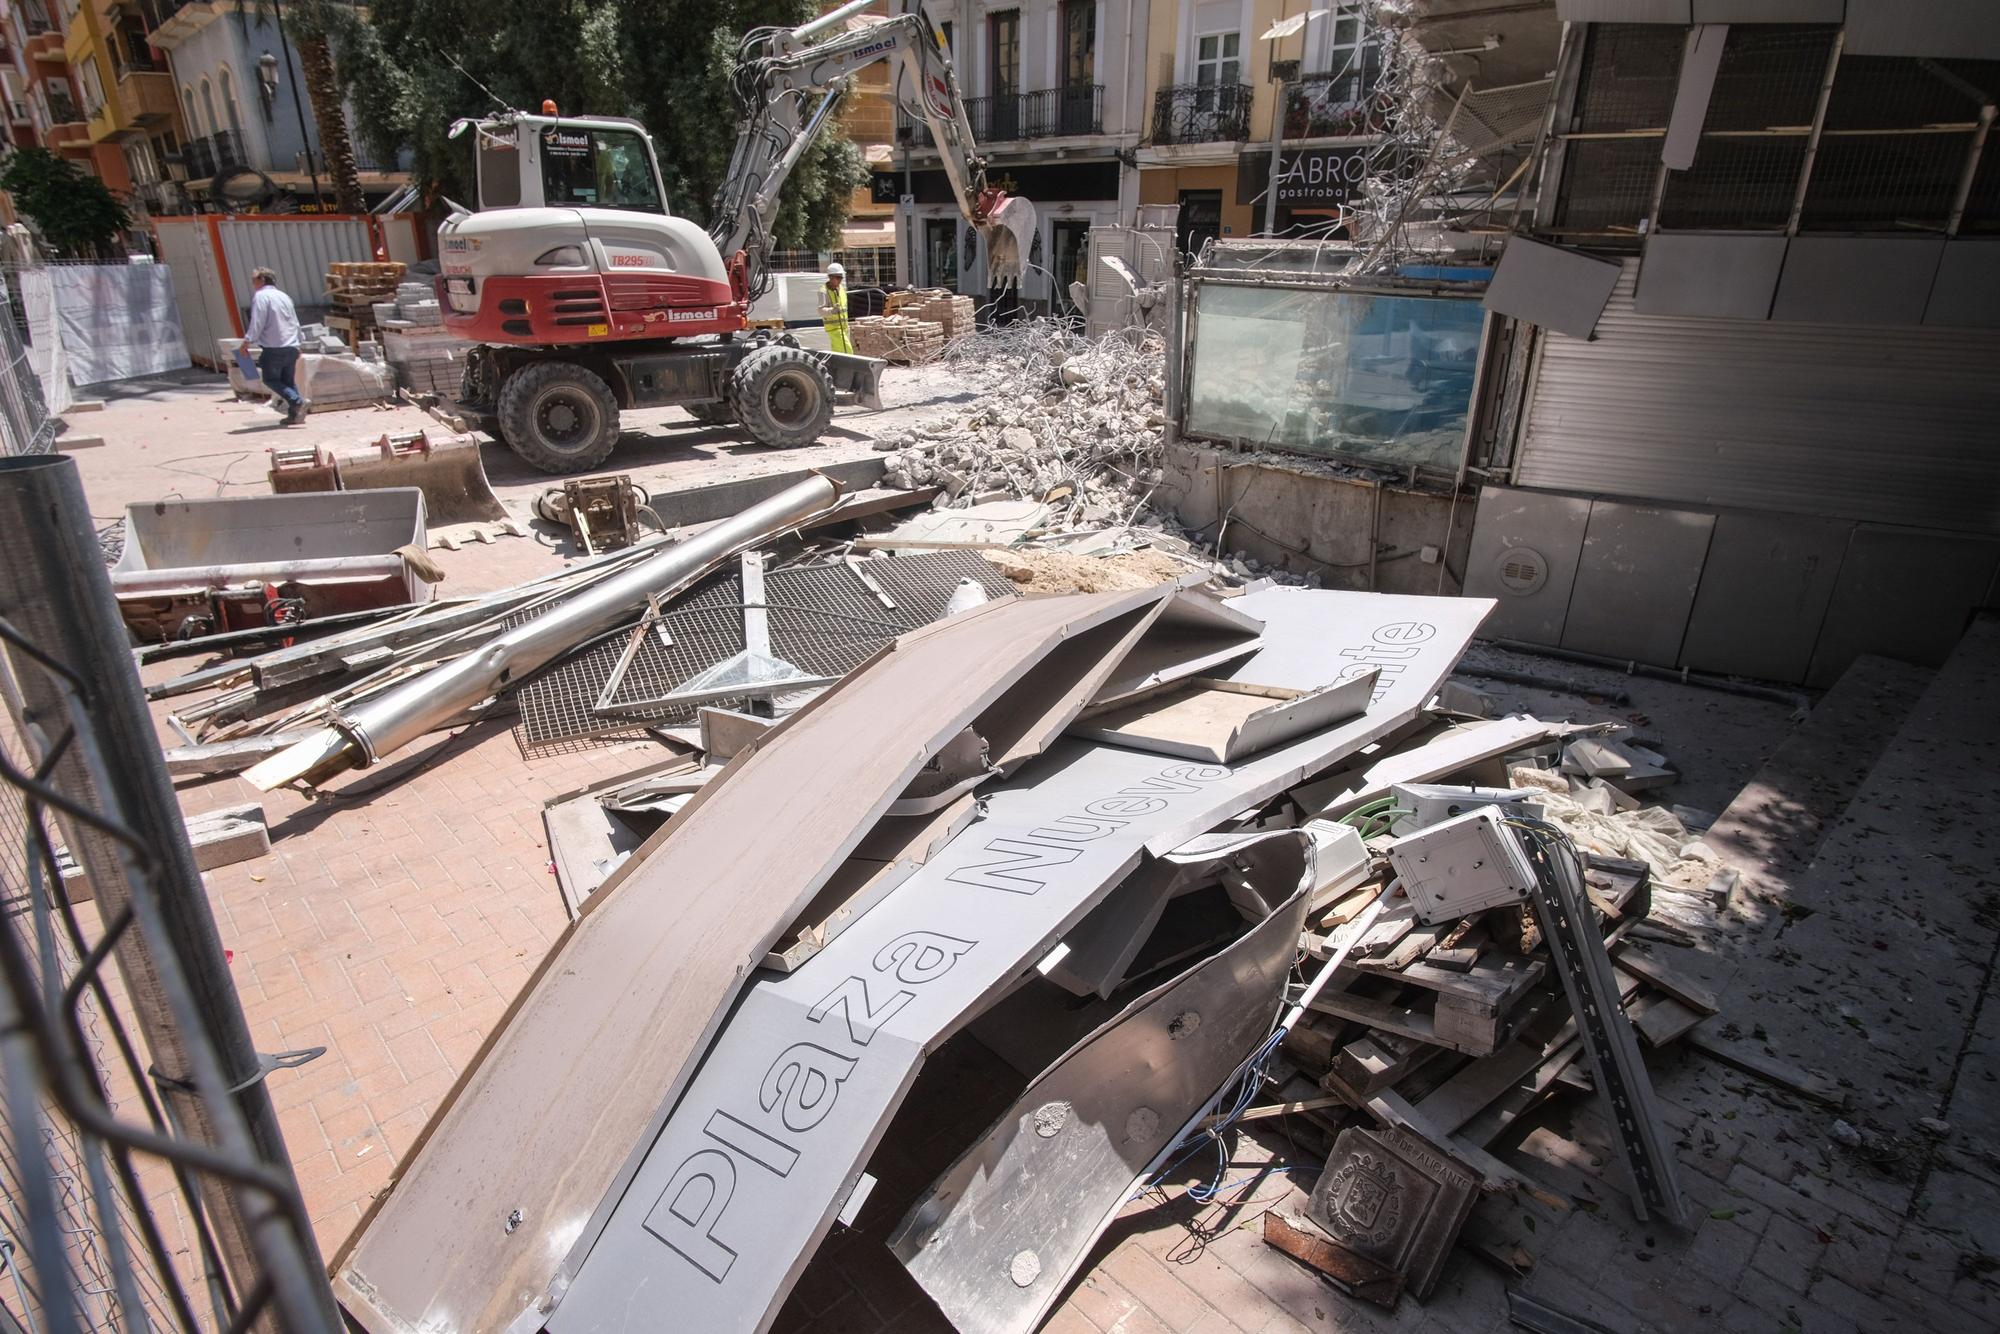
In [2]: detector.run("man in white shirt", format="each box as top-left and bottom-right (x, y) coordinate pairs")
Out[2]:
(243, 266), (307, 425)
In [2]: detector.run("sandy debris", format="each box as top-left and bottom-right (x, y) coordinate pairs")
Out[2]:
(981, 547), (1192, 595)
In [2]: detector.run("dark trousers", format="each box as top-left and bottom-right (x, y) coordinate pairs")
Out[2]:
(258, 346), (303, 411)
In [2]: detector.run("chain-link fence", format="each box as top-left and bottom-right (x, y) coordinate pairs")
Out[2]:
(0, 292), (57, 458)
(0, 455), (341, 1334)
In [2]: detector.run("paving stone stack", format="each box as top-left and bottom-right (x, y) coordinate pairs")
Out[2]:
(915, 291), (976, 340)
(850, 314), (945, 364)
(380, 326), (471, 397)
(379, 281), (444, 330)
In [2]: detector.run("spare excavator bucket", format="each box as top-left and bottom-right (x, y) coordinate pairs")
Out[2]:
(980, 195), (1038, 288)
(342, 432), (507, 525)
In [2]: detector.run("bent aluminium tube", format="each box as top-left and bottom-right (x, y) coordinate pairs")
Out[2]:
(248, 473), (840, 788)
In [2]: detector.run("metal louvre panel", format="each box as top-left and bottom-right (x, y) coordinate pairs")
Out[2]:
(1517, 260), (2000, 535)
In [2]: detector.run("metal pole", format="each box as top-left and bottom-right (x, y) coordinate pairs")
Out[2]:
(0, 455), (341, 1334)
(1263, 74), (1288, 237)
(248, 473), (844, 788)
(270, 0), (323, 208)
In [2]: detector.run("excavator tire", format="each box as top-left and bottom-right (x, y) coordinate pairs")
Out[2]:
(498, 361), (621, 474)
(686, 399), (735, 426)
(728, 345), (833, 449)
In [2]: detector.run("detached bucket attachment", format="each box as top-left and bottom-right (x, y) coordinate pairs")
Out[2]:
(339, 431), (507, 526)
(267, 445), (341, 494)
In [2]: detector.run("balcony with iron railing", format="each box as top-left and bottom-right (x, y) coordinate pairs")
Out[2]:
(183, 129), (243, 179)
(896, 83), (1104, 146)
(1150, 82), (1253, 146)
(1282, 63), (1390, 140)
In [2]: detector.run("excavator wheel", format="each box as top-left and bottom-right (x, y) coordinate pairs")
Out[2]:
(498, 361), (621, 474)
(728, 345), (833, 449)
(686, 399), (735, 426)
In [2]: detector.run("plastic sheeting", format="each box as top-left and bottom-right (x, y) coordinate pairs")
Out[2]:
(15, 269), (72, 415)
(49, 264), (191, 386)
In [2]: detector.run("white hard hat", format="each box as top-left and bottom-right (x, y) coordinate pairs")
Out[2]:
(826, 262), (845, 276)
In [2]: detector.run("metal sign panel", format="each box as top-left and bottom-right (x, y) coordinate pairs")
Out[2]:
(890, 836), (1314, 1334)
(547, 589), (1492, 1334)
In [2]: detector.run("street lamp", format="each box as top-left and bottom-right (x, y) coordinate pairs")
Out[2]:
(1259, 6), (1330, 237)
(257, 50), (279, 120)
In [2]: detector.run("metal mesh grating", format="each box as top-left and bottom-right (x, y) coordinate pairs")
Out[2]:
(1962, 136), (2000, 233)
(513, 550), (1018, 749)
(1655, 27), (1835, 231)
(1793, 56), (1994, 232)
(1570, 25), (1684, 133)
(1700, 26), (1836, 132)
(1821, 55), (1990, 132)
(1553, 137), (1661, 232)
(1800, 130), (1974, 231)
(1660, 136), (1810, 229)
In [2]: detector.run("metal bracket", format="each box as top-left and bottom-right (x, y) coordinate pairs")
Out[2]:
(152, 1045), (327, 1098)
(1516, 824), (1688, 1228)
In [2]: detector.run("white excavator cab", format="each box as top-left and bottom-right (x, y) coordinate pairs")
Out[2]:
(452, 113), (671, 216)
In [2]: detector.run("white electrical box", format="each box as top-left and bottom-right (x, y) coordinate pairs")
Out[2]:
(1385, 806), (1538, 925)
(1388, 783), (1546, 836)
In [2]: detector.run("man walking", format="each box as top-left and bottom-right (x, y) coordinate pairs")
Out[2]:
(819, 261), (851, 354)
(244, 266), (307, 425)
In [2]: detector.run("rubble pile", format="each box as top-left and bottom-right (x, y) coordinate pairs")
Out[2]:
(874, 321), (1170, 521)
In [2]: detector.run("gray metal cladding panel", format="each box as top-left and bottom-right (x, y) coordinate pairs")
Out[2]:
(1772, 237), (1945, 327)
(1463, 487), (1593, 645)
(1560, 501), (1715, 664)
(1925, 241), (2000, 330)
(1517, 260), (2000, 535)
(1680, 511), (1853, 682)
(1845, 0), (2000, 59)
(546, 588), (1493, 1334)
(1556, 0), (1690, 20)
(1805, 526), (2000, 687)
(1483, 237), (1624, 339)
(1635, 233), (1787, 319)
(1690, 0), (1843, 18)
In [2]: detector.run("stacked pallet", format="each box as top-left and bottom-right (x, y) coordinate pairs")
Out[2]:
(850, 314), (945, 364)
(324, 261), (407, 338)
(377, 281), (444, 331)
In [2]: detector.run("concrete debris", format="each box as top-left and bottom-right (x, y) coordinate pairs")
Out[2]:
(872, 322), (1169, 525)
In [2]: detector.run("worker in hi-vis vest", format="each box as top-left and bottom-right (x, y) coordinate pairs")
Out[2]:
(819, 262), (852, 354)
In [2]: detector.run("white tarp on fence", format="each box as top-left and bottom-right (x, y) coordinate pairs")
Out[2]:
(15, 269), (72, 416)
(49, 264), (190, 386)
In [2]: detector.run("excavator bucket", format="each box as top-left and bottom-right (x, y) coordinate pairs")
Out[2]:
(336, 432), (508, 526)
(980, 195), (1038, 289)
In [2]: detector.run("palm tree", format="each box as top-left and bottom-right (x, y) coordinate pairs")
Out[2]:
(243, 0), (365, 213)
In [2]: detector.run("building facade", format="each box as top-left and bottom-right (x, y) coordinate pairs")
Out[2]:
(1138, 0), (1384, 254)
(893, 0), (1152, 312)
(143, 0), (408, 212)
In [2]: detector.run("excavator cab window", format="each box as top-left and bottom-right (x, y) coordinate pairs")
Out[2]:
(539, 126), (664, 214)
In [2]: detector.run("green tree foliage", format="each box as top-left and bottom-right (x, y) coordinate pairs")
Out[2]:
(0, 147), (130, 257)
(336, 0), (867, 250)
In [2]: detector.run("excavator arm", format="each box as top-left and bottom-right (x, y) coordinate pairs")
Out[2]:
(710, 0), (1034, 301)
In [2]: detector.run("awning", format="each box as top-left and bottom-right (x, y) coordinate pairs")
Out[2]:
(838, 219), (896, 250)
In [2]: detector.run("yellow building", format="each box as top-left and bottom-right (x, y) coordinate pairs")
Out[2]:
(56, 0), (186, 211)
(1137, 0), (1383, 252)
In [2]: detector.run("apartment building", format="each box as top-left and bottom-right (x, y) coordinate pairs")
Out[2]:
(1139, 0), (1385, 254)
(144, 0), (408, 212)
(893, 0), (1151, 312)
(1, 0), (115, 179)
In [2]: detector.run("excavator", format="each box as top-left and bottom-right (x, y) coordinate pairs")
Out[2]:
(438, 0), (1035, 473)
